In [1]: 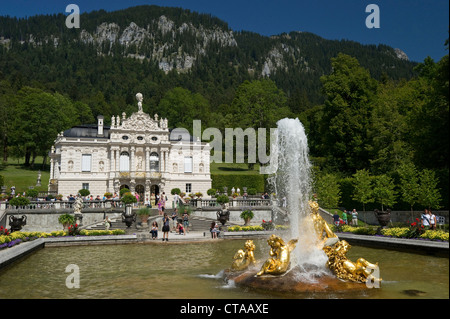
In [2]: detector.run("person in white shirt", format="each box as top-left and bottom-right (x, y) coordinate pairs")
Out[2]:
(421, 209), (431, 229)
(429, 210), (437, 230)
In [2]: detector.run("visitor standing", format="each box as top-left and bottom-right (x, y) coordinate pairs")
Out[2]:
(421, 209), (431, 229)
(157, 197), (164, 215)
(171, 209), (178, 231)
(173, 192), (180, 209)
(342, 210), (347, 225)
(333, 212), (340, 227)
(351, 209), (358, 226)
(183, 211), (190, 234)
(104, 216), (112, 230)
(429, 210), (437, 230)
(162, 213), (170, 241)
(150, 221), (158, 239)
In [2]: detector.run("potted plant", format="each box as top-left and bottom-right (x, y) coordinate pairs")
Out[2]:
(58, 213), (75, 230)
(195, 192), (203, 198)
(136, 207), (150, 225)
(240, 210), (254, 226)
(104, 192), (113, 199)
(120, 188), (131, 197)
(121, 193), (137, 227)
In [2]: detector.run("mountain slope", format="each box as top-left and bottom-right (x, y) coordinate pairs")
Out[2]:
(0, 5), (417, 109)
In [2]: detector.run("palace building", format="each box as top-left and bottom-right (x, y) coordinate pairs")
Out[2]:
(48, 93), (212, 202)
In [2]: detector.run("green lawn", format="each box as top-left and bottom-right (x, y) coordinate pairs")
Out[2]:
(0, 157), (49, 194)
(1, 158), (263, 195)
(210, 162), (262, 175)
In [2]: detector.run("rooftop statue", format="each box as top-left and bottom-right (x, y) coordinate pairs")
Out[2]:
(136, 92), (143, 112)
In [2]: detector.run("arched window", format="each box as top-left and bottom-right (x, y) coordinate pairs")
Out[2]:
(149, 152), (159, 172)
(119, 152), (130, 172)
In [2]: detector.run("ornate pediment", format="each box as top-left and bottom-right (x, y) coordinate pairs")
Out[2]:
(120, 111), (159, 131)
(111, 93), (168, 132)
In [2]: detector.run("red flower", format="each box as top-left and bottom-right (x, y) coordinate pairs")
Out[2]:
(411, 222), (417, 226)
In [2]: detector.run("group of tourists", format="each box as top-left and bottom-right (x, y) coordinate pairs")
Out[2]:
(421, 208), (438, 230)
(151, 208), (191, 242)
(334, 209), (359, 227)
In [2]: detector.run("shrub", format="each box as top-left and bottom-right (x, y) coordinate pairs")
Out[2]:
(9, 197), (31, 207)
(78, 189), (90, 197)
(216, 194), (229, 205)
(171, 188), (181, 195)
(207, 188), (217, 196)
(121, 193), (137, 205)
(120, 188), (130, 197)
(58, 213), (75, 226)
(25, 189), (39, 199)
(261, 219), (275, 230)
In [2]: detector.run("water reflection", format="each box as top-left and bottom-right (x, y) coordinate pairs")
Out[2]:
(0, 240), (448, 299)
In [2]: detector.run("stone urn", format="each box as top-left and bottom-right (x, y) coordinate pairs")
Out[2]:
(374, 209), (391, 228)
(122, 205), (136, 228)
(217, 207), (230, 226)
(9, 215), (27, 232)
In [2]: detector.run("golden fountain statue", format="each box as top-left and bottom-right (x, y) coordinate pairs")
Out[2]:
(256, 235), (298, 276)
(309, 200), (339, 247)
(231, 240), (257, 271)
(323, 240), (382, 284)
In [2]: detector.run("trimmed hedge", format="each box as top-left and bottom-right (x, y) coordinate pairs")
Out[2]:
(211, 174), (266, 194)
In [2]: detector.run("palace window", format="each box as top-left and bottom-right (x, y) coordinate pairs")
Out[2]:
(119, 152), (130, 172)
(184, 156), (193, 173)
(82, 183), (89, 190)
(149, 152), (159, 172)
(81, 154), (91, 172)
(186, 183), (192, 193)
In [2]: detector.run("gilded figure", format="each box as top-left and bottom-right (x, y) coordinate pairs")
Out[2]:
(231, 240), (257, 271)
(256, 235), (298, 276)
(323, 240), (382, 284)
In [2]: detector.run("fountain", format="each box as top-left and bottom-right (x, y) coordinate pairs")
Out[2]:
(224, 118), (381, 293)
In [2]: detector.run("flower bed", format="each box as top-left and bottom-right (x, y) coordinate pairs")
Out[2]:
(227, 225), (288, 232)
(0, 229), (126, 250)
(332, 224), (449, 242)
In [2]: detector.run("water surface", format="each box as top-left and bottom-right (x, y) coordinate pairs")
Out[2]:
(0, 239), (447, 299)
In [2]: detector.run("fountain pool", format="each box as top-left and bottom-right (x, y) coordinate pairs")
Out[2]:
(0, 240), (447, 299)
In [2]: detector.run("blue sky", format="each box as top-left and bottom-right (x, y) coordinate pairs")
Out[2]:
(0, 0), (448, 62)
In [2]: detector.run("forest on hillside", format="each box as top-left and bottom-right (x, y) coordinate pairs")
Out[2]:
(0, 5), (448, 209)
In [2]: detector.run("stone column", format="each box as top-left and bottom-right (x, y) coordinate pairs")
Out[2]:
(115, 149), (120, 174)
(130, 146), (135, 174)
(50, 158), (54, 179)
(145, 147), (150, 173)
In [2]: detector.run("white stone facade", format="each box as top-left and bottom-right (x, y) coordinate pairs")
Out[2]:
(48, 95), (211, 202)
